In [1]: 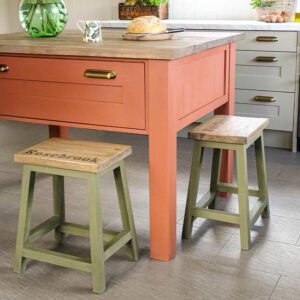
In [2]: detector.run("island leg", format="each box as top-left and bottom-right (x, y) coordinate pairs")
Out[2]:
(148, 60), (177, 261)
(215, 43), (236, 191)
(48, 125), (68, 244)
(49, 125), (69, 138)
(149, 129), (177, 261)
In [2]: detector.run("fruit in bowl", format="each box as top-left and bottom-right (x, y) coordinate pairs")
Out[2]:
(250, 0), (295, 23)
(262, 10), (291, 22)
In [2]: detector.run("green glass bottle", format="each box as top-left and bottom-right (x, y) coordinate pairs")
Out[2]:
(19, 0), (68, 37)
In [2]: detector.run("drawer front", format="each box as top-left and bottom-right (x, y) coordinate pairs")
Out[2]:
(235, 89), (294, 131)
(0, 56), (146, 130)
(236, 51), (297, 93)
(237, 31), (297, 52)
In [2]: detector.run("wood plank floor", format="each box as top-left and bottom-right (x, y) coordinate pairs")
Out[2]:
(0, 121), (299, 299)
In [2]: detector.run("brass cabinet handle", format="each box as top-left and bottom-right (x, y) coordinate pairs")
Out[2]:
(256, 36), (278, 42)
(0, 64), (9, 73)
(253, 96), (276, 102)
(255, 56), (278, 63)
(84, 69), (117, 79)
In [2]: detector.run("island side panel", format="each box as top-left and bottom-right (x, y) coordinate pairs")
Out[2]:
(148, 59), (177, 261)
(173, 44), (230, 130)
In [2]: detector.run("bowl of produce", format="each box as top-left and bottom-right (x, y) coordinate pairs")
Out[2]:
(250, 0), (296, 22)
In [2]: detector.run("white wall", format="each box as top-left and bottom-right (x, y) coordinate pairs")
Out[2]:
(0, 0), (256, 34)
(64, 0), (120, 29)
(65, 0), (257, 23)
(0, 0), (121, 33)
(170, 0), (256, 20)
(0, 0), (21, 33)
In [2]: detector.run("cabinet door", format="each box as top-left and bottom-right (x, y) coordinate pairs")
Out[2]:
(235, 89), (295, 132)
(236, 51), (297, 93)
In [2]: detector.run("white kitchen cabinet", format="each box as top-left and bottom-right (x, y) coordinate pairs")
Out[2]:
(235, 30), (299, 151)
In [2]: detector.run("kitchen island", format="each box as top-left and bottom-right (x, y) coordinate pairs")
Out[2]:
(0, 29), (243, 261)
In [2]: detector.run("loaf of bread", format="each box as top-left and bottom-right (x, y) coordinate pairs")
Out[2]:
(127, 16), (167, 34)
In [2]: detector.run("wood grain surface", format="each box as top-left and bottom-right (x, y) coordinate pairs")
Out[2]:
(122, 32), (173, 41)
(14, 138), (132, 173)
(189, 115), (269, 144)
(0, 29), (244, 60)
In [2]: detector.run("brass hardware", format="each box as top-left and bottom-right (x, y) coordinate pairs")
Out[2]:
(0, 64), (9, 73)
(256, 36), (278, 42)
(84, 69), (117, 79)
(253, 96), (276, 102)
(255, 56), (278, 63)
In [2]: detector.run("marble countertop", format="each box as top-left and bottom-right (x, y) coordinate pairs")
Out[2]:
(101, 20), (300, 32)
(0, 29), (244, 60)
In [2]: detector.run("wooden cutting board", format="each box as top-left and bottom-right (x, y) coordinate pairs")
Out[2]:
(122, 32), (173, 41)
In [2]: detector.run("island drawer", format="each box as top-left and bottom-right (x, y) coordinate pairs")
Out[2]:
(237, 31), (297, 52)
(0, 56), (146, 130)
(236, 51), (297, 93)
(235, 89), (294, 132)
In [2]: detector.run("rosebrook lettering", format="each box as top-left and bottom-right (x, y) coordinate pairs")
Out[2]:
(25, 149), (98, 163)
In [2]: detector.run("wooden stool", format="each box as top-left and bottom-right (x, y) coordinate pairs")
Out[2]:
(182, 115), (270, 250)
(13, 138), (139, 294)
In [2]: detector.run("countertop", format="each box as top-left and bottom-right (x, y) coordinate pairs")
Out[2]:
(101, 19), (300, 32)
(0, 29), (243, 60)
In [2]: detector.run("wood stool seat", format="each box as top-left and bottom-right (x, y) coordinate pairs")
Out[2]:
(14, 138), (139, 294)
(14, 138), (132, 173)
(189, 115), (269, 144)
(183, 115), (270, 250)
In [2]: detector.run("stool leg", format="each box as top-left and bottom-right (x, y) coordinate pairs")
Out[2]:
(255, 135), (270, 218)
(114, 161), (139, 262)
(208, 149), (221, 209)
(14, 166), (36, 273)
(236, 146), (251, 251)
(87, 174), (105, 294)
(53, 175), (65, 245)
(182, 142), (204, 239)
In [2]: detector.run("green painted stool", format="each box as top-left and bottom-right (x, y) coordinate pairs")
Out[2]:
(182, 115), (270, 250)
(13, 138), (139, 294)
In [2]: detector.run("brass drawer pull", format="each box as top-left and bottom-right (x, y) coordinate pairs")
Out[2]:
(256, 36), (278, 42)
(84, 69), (117, 79)
(254, 96), (276, 102)
(255, 56), (278, 63)
(0, 64), (9, 73)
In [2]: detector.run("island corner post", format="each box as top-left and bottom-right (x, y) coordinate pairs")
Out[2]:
(0, 30), (240, 262)
(146, 43), (236, 261)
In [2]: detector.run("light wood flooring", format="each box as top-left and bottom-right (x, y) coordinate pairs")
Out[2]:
(0, 121), (299, 300)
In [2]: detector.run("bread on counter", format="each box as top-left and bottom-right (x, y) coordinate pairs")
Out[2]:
(127, 16), (167, 34)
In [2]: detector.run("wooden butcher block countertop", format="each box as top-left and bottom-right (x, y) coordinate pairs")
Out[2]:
(0, 29), (244, 60)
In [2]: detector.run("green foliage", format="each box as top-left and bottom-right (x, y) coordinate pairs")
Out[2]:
(137, 0), (168, 5)
(250, 0), (275, 8)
